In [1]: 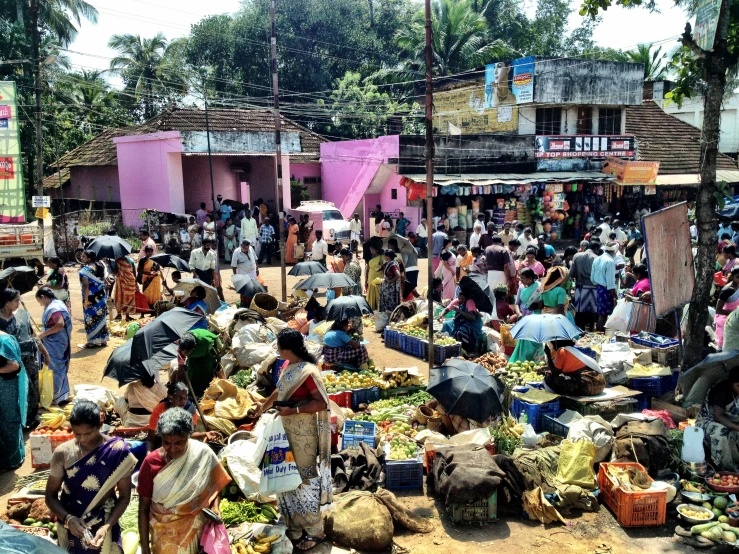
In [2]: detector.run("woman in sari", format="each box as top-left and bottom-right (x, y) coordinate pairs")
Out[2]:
(439, 250), (456, 302)
(380, 250), (402, 313)
(113, 255), (137, 320)
(138, 408), (230, 554)
(46, 401), (136, 553)
(202, 213), (216, 242)
(252, 329), (332, 551)
(79, 250), (109, 347)
(223, 218), (238, 263)
(182, 286), (209, 331)
(716, 267), (739, 349)
(509, 269), (545, 363)
(340, 248), (362, 296)
(0, 332), (26, 470)
(36, 288), (73, 404)
(365, 245), (384, 311)
(538, 266), (568, 316)
(45, 256), (72, 313)
(138, 245), (163, 308)
(0, 288), (49, 427)
(697, 367), (739, 471)
(286, 217), (300, 264)
(543, 340), (606, 396)
(323, 319), (369, 368)
(519, 247), (546, 277)
(438, 290), (483, 353)
(722, 244), (738, 275)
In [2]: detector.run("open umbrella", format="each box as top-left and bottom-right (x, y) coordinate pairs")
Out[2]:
(678, 350), (739, 407)
(85, 235), (132, 260)
(223, 199), (246, 211)
(385, 233), (416, 259)
(104, 339), (179, 386)
(0, 266), (40, 294)
(129, 307), (204, 367)
(151, 253), (190, 272)
(232, 274), (267, 297)
(326, 295), (373, 321)
(288, 262), (328, 276)
(510, 314), (584, 343)
(428, 358), (505, 422)
(173, 278), (221, 313)
(294, 273), (356, 290)
(459, 274), (494, 315)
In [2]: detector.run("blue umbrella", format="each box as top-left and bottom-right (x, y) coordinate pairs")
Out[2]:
(510, 314), (584, 343)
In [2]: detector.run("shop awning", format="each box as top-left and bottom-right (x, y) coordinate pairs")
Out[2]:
(645, 170), (739, 187)
(400, 171), (616, 185)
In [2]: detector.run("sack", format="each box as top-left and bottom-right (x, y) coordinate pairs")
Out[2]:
(39, 367), (54, 410)
(259, 415), (303, 494)
(556, 439), (596, 489)
(199, 521), (231, 554)
(324, 491), (394, 551)
(605, 298), (634, 332)
(375, 312), (390, 332)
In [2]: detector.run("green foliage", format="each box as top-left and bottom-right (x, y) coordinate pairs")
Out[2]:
(578, 0), (656, 19)
(626, 43), (669, 81)
(290, 178), (310, 206)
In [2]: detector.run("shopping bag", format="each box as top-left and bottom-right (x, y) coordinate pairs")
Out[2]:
(199, 520), (231, 554)
(556, 439), (596, 489)
(39, 366), (54, 409)
(259, 415), (303, 494)
(604, 298), (634, 333)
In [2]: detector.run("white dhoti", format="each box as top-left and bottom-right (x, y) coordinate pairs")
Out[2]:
(487, 270), (507, 291)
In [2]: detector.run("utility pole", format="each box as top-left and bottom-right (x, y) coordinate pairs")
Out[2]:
(424, 0), (434, 373)
(203, 83), (217, 218)
(30, 0), (43, 197)
(53, 121), (70, 262)
(270, 0), (287, 302)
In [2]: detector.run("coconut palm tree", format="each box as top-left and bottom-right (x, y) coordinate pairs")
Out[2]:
(626, 43), (668, 82)
(38, 0), (98, 46)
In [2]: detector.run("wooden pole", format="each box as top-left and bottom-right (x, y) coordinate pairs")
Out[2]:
(424, 0), (434, 374)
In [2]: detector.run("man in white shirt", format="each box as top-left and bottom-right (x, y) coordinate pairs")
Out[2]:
(611, 219), (628, 244)
(517, 227), (533, 257)
(311, 230), (328, 267)
(598, 216), (612, 239)
(415, 218), (428, 257)
(231, 239), (257, 278)
(349, 213), (362, 255)
(188, 238), (216, 285)
(469, 222), (483, 250)
(240, 211), (258, 256)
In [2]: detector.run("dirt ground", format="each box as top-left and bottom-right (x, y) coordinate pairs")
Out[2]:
(0, 254), (706, 553)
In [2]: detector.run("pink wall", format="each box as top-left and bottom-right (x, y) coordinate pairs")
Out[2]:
(181, 156), (240, 213)
(51, 166), (120, 201)
(290, 163), (321, 208)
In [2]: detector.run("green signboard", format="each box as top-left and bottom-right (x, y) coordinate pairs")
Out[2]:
(694, 0), (722, 51)
(0, 82), (26, 222)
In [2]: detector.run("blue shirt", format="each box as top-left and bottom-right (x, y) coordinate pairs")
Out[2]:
(324, 330), (351, 348)
(432, 231), (447, 257)
(591, 253), (616, 291)
(396, 218), (410, 236)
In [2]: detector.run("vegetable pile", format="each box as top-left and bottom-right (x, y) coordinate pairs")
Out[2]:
(230, 370), (255, 389)
(220, 499), (278, 527)
(231, 532), (280, 554)
(472, 353), (507, 373)
(119, 496), (139, 531)
(490, 415), (525, 455)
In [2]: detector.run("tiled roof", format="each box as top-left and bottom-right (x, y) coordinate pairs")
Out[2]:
(56, 108), (324, 168)
(625, 100), (737, 174)
(42, 167), (70, 189)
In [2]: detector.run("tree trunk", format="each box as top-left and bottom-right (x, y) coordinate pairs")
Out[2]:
(369, 0), (374, 27)
(15, 0), (23, 25)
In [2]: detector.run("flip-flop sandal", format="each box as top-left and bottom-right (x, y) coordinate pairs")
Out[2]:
(295, 535), (327, 551)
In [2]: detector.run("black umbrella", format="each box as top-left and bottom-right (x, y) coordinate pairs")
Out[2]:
(85, 235), (132, 260)
(223, 199), (246, 211)
(288, 262), (328, 276)
(231, 274), (267, 297)
(173, 279), (221, 313)
(325, 295), (373, 321)
(459, 275), (494, 314)
(428, 358), (505, 423)
(104, 339), (179, 386)
(0, 266), (40, 294)
(130, 307), (204, 366)
(0, 520), (66, 553)
(151, 253), (190, 272)
(294, 273), (356, 290)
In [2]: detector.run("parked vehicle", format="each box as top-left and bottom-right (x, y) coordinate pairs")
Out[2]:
(289, 201), (351, 244)
(0, 222), (45, 273)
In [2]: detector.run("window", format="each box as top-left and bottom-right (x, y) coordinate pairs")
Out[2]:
(536, 107), (562, 135)
(108, 187), (113, 202)
(90, 185), (96, 201)
(323, 210), (344, 221)
(391, 188), (398, 200)
(304, 177), (322, 184)
(577, 107), (593, 135)
(599, 108), (622, 135)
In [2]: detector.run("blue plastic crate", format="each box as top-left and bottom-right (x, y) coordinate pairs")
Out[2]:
(541, 414), (570, 437)
(384, 329), (402, 350)
(273, 358), (287, 385)
(422, 341), (462, 365)
(342, 434), (377, 450)
(401, 334), (425, 358)
(630, 333), (679, 349)
(343, 420), (376, 437)
(576, 346), (597, 359)
(636, 395), (652, 411)
(510, 398), (560, 433)
(384, 457), (424, 490)
(351, 387), (381, 411)
(630, 374), (677, 397)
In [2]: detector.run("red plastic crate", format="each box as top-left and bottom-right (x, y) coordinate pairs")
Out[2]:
(328, 391), (351, 408)
(598, 462), (667, 527)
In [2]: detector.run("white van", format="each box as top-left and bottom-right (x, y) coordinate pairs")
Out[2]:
(290, 201), (351, 244)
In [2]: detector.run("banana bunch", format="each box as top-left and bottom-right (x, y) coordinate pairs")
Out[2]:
(681, 479), (707, 494)
(231, 534), (279, 554)
(40, 411), (67, 430)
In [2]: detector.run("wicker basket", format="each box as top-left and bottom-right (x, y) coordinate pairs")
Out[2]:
(251, 293), (279, 318)
(427, 416), (444, 433)
(414, 405), (433, 424)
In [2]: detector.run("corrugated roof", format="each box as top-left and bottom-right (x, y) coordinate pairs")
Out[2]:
(55, 108), (325, 169)
(625, 100), (738, 175)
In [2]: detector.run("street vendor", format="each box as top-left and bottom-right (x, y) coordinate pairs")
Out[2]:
(175, 331), (225, 400)
(146, 382), (218, 451)
(121, 374), (167, 428)
(438, 289), (483, 353)
(182, 285), (209, 330)
(543, 340), (605, 396)
(322, 319), (369, 368)
(697, 367), (739, 470)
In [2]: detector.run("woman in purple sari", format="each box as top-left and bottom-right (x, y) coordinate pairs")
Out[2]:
(36, 288), (73, 405)
(46, 401), (136, 553)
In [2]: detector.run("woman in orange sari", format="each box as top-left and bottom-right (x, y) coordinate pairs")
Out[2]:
(113, 255), (137, 320)
(286, 217), (300, 264)
(137, 245), (163, 307)
(138, 407), (230, 554)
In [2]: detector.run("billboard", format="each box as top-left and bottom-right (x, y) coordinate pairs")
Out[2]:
(694, 0), (721, 51)
(602, 157), (660, 184)
(0, 82), (25, 222)
(535, 135), (635, 159)
(484, 57), (534, 107)
(434, 85), (518, 135)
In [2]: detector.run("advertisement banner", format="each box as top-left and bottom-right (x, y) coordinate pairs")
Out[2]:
(511, 56), (535, 103)
(0, 82), (25, 222)
(535, 135), (635, 159)
(602, 157), (660, 184)
(434, 85), (518, 134)
(484, 57), (535, 108)
(694, 0), (721, 51)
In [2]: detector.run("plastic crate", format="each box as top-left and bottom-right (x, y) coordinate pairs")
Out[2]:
(343, 420), (376, 437)
(400, 334), (425, 358)
(630, 373), (676, 397)
(652, 345), (680, 368)
(380, 385), (426, 400)
(385, 457), (424, 490)
(541, 414), (570, 437)
(384, 329), (402, 350)
(510, 398), (560, 433)
(351, 387), (381, 411)
(598, 462), (667, 527)
(449, 491), (498, 523)
(342, 435), (377, 450)
(630, 333), (679, 349)
(30, 431), (74, 468)
(636, 395), (652, 411)
(273, 358), (287, 385)
(559, 396), (638, 422)
(422, 341), (462, 365)
(328, 391), (352, 408)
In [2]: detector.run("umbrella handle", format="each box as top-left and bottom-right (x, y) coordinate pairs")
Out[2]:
(181, 371), (211, 433)
(20, 300), (43, 333)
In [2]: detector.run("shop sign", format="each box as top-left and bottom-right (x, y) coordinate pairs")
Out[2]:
(0, 105), (10, 119)
(0, 157), (14, 179)
(484, 56), (534, 107)
(534, 135), (635, 159)
(0, 82), (26, 221)
(602, 157), (660, 184)
(695, 0), (721, 51)
(435, 85), (518, 134)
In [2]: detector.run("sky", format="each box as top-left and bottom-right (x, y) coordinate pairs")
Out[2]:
(66, 0), (692, 86)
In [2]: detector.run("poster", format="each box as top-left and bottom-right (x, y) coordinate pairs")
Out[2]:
(535, 135), (635, 158)
(484, 57), (535, 107)
(0, 82), (26, 222)
(694, 0), (722, 51)
(434, 85), (518, 134)
(602, 157), (660, 184)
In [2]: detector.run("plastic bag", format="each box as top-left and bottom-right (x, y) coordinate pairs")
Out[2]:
(39, 367), (54, 410)
(72, 384), (118, 410)
(605, 298), (634, 332)
(566, 416), (614, 463)
(556, 439), (596, 489)
(375, 312), (390, 332)
(259, 415), (303, 494)
(522, 424), (539, 447)
(199, 520), (231, 554)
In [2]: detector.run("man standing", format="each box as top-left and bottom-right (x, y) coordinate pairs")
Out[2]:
(431, 225), (448, 272)
(612, 219), (627, 244)
(139, 229), (157, 258)
(485, 235), (511, 292)
(231, 239), (257, 278)
(469, 222), (483, 250)
(396, 212), (411, 237)
(240, 210), (258, 256)
(370, 204), (383, 237)
(213, 194), (222, 219)
(517, 227), (533, 257)
(569, 241), (600, 331)
(257, 219), (276, 265)
(479, 222), (496, 250)
(535, 234), (556, 268)
(311, 230), (328, 267)
(415, 218), (428, 257)
(499, 222), (514, 247)
(189, 238), (216, 285)
(598, 216), (612, 239)
(590, 241), (619, 332)
(349, 213), (362, 254)
(195, 202), (208, 228)
(625, 222), (642, 264)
